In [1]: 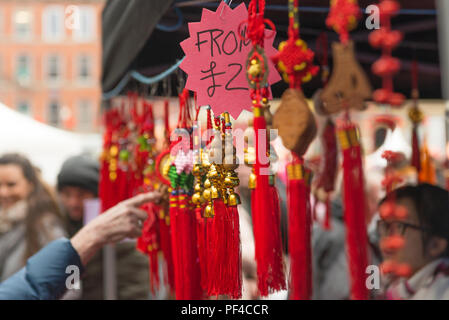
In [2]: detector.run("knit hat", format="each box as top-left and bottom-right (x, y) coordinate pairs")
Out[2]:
(57, 155), (99, 196)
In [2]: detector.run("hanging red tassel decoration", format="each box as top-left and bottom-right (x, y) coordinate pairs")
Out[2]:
(379, 153), (412, 283)
(369, 0), (405, 107)
(195, 111), (242, 299)
(317, 119), (338, 230)
(252, 105), (286, 296)
(99, 108), (120, 212)
(409, 59), (423, 174)
(326, 0), (360, 45)
(158, 99), (175, 293)
(337, 119), (369, 300)
(314, 33), (337, 230)
(136, 203), (160, 294)
(244, 0), (286, 296)
(167, 90), (202, 300)
(271, 0), (318, 299)
(286, 157), (313, 300)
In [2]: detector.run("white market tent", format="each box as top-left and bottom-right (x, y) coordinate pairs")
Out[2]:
(0, 102), (101, 185)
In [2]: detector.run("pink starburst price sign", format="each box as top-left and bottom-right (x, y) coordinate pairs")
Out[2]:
(180, 2), (281, 119)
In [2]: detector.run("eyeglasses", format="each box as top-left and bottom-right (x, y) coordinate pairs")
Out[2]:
(376, 219), (429, 237)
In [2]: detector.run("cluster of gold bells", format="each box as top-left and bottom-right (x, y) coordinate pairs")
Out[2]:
(192, 112), (241, 218)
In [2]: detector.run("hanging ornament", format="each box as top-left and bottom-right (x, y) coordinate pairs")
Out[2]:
(99, 108), (120, 212)
(242, 0), (286, 297)
(324, 0), (370, 300)
(272, 0), (318, 300)
(315, 119), (338, 230)
(313, 33), (338, 230)
(320, 0), (371, 115)
(408, 60), (423, 175)
(153, 98), (176, 294)
(369, 0), (405, 107)
(379, 152), (412, 283)
(166, 89), (202, 300)
(194, 111), (242, 299)
(337, 120), (369, 300)
(418, 139), (437, 185)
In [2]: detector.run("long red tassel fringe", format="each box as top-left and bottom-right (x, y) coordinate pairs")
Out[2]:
(252, 113), (286, 296)
(286, 158), (312, 300)
(338, 122), (369, 300)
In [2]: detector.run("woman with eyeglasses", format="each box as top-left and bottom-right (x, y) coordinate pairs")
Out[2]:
(377, 183), (449, 299)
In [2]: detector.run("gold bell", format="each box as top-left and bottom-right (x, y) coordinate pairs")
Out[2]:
(227, 193), (241, 206)
(223, 176), (233, 188)
(208, 164), (219, 179)
(210, 185), (220, 199)
(203, 188), (211, 201)
(249, 172), (257, 189)
(194, 183), (202, 193)
(204, 179), (211, 189)
(248, 60), (261, 77)
(204, 204), (214, 218)
(192, 193), (202, 205)
(193, 164), (202, 176)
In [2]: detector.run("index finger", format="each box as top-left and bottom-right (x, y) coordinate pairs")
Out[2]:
(122, 191), (162, 208)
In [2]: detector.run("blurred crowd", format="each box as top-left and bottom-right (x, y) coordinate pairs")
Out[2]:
(0, 151), (449, 299)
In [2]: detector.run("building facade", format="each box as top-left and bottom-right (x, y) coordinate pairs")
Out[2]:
(0, 0), (104, 132)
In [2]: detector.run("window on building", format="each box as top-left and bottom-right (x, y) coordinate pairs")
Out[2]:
(77, 99), (92, 130)
(42, 6), (64, 42)
(48, 100), (60, 126)
(16, 54), (31, 84)
(77, 55), (92, 82)
(73, 6), (95, 42)
(17, 101), (31, 116)
(14, 9), (32, 40)
(47, 55), (61, 82)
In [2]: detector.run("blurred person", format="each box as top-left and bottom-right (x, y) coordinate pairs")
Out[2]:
(57, 155), (150, 299)
(0, 153), (66, 282)
(312, 168), (383, 300)
(378, 184), (449, 299)
(0, 191), (162, 300)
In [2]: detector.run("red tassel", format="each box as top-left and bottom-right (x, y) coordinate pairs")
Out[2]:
(228, 205), (242, 299)
(206, 200), (242, 299)
(411, 124), (421, 173)
(169, 191), (182, 298)
(157, 205), (175, 293)
(117, 168), (129, 203)
(286, 158), (312, 300)
(252, 113), (286, 296)
(136, 203), (160, 295)
(324, 195), (332, 230)
(170, 191), (202, 299)
(317, 119), (338, 230)
(195, 207), (209, 292)
(338, 122), (369, 300)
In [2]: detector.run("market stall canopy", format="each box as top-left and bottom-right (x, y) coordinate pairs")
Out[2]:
(101, 0), (174, 94)
(102, 0), (440, 100)
(0, 103), (101, 185)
